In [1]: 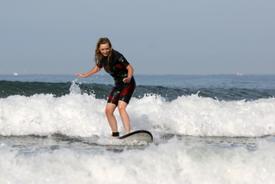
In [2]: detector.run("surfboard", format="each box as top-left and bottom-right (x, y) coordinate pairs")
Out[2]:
(118, 130), (153, 143)
(60, 130), (153, 146)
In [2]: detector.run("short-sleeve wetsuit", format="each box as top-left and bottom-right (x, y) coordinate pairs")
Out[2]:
(96, 50), (136, 106)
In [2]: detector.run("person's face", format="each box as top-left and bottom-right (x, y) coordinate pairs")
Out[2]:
(99, 43), (111, 57)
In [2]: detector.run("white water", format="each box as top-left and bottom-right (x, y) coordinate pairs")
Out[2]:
(0, 138), (275, 184)
(1, 84), (275, 184)
(1, 92), (275, 137)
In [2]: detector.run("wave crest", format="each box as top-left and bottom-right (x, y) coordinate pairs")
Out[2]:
(1, 93), (275, 137)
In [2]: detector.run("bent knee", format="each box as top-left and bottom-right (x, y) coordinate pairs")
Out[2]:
(117, 104), (127, 112)
(105, 107), (115, 116)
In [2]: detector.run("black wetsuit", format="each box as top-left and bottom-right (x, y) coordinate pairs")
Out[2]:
(96, 50), (136, 106)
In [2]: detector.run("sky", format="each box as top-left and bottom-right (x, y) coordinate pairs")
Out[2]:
(0, 0), (275, 75)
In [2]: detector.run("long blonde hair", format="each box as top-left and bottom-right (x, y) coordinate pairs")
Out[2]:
(95, 37), (112, 65)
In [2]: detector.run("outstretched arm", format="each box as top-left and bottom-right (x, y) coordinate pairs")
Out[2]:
(76, 66), (101, 78)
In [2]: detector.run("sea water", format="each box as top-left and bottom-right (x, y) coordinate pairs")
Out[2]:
(0, 74), (275, 184)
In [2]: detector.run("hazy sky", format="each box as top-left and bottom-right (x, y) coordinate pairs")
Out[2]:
(0, 0), (274, 75)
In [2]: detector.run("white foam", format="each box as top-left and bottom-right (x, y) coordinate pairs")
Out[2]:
(129, 94), (275, 137)
(69, 79), (82, 95)
(1, 93), (275, 137)
(0, 139), (275, 184)
(0, 94), (107, 136)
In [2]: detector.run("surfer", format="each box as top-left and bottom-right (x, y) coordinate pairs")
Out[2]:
(76, 37), (136, 137)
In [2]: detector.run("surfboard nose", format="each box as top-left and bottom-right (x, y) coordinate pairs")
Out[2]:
(119, 130), (153, 143)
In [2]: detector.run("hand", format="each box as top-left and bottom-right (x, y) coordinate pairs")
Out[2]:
(75, 73), (85, 78)
(123, 77), (131, 83)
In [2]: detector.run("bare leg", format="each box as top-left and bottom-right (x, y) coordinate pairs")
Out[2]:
(118, 100), (131, 133)
(105, 103), (118, 133)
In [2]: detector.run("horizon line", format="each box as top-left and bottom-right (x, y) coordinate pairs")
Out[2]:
(1, 73), (275, 76)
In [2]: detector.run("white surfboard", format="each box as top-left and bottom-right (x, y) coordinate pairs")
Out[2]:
(77, 130), (153, 146)
(118, 130), (153, 143)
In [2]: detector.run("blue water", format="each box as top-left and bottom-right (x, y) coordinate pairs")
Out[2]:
(1, 74), (275, 101)
(1, 74), (275, 89)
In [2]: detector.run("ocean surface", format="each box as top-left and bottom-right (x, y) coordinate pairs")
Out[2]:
(1, 74), (275, 184)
